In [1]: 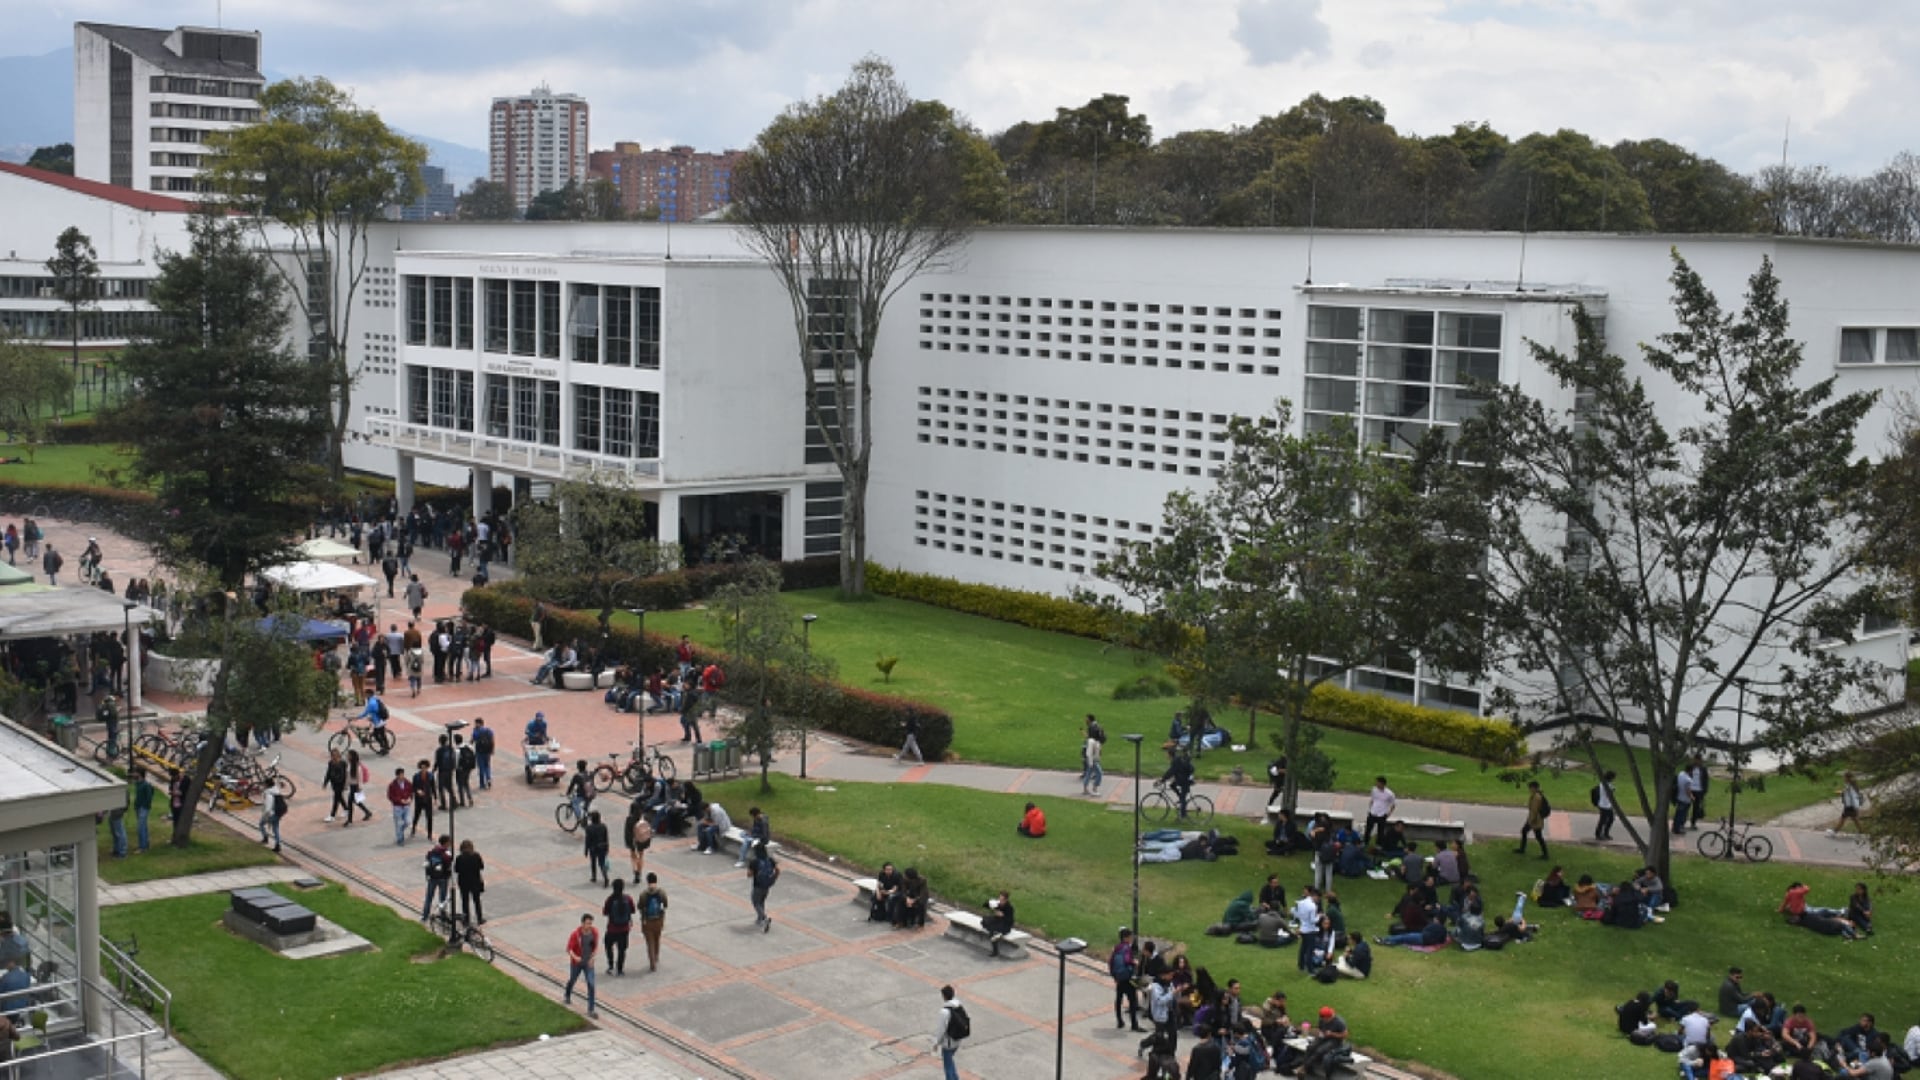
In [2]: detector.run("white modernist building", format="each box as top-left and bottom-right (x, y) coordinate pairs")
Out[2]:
(332, 224), (1920, 724)
(72, 22), (264, 199)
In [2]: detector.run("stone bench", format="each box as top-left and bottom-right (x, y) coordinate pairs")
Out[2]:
(719, 826), (782, 861)
(943, 909), (1031, 958)
(1398, 818), (1473, 846)
(852, 877), (880, 908)
(229, 888), (317, 936)
(1267, 805), (1357, 832)
(560, 671), (595, 691)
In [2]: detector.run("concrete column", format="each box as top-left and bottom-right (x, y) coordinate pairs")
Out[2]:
(127, 621), (142, 711)
(395, 453), (417, 516)
(75, 825), (102, 1032)
(471, 467), (493, 521)
(782, 483), (807, 562)
(656, 491), (681, 552)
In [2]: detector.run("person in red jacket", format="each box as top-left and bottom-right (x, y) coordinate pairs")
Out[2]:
(699, 663), (725, 718)
(386, 768), (413, 845)
(564, 914), (599, 1018)
(1017, 802), (1047, 839)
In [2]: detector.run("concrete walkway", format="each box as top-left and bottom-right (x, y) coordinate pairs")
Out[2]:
(99, 865), (312, 907)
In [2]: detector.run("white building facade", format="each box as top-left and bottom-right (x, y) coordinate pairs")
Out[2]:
(343, 224), (1915, 724)
(488, 86), (591, 214)
(72, 22), (264, 199)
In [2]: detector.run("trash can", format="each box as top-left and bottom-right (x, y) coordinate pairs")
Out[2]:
(692, 741), (716, 777)
(51, 713), (79, 752)
(717, 740), (741, 775)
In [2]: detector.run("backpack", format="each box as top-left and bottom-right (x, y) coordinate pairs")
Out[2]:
(374, 699), (390, 721)
(271, 792), (289, 818)
(473, 728), (494, 754)
(1652, 1033), (1684, 1053)
(425, 846), (449, 877)
(754, 857), (779, 889)
(1109, 947), (1132, 980)
(1628, 1028), (1657, 1047)
(1090, 721), (1108, 745)
(945, 1004), (971, 1042)
(642, 889), (666, 920)
(1538, 795), (1553, 818)
(1589, 785), (1602, 807)
(458, 745), (476, 770)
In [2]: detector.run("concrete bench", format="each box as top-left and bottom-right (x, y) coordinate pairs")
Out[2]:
(1398, 818), (1473, 846)
(1267, 805), (1357, 832)
(852, 877), (880, 908)
(595, 669), (616, 689)
(944, 909), (1031, 958)
(560, 671), (594, 691)
(719, 826), (782, 861)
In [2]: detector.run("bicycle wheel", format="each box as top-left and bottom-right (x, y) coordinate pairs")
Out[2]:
(92, 739), (115, 766)
(1139, 791), (1175, 826)
(373, 728), (395, 756)
(652, 753), (676, 782)
(272, 774), (297, 800)
(326, 730), (349, 754)
(1742, 834), (1774, 863)
(1184, 794), (1215, 826)
(555, 803), (580, 832)
(591, 764), (618, 793)
(464, 926), (495, 963)
(135, 733), (168, 756)
(620, 763), (649, 795)
(1697, 830), (1729, 860)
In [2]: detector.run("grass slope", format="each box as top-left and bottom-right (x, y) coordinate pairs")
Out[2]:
(641, 589), (1839, 821)
(707, 775), (1900, 1080)
(101, 881), (582, 1080)
(94, 814), (281, 885)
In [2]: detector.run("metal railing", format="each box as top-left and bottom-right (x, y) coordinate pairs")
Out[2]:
(363, 417), (664, 484)
(100, 935), (173, 1039)
(8, 970), (162, 1079)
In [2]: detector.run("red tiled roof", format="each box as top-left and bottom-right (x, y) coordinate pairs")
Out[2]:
(0, 162), (200, 213)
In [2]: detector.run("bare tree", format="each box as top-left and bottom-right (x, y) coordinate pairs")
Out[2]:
(732, 56), (1000, 594)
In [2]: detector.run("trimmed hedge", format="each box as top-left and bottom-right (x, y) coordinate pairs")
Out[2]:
(865, 563), (1114, 639)
(507, 557), (840, 613)
(1302, 682), (1524, 764)
(460, 581), (953, 759)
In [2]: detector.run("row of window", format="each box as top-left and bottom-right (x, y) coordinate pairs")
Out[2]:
(919, 293), (1283, 319)
(403, 276), (664, 368)
(149, 102), (258, 121)
(0, 309), (170, 341)
(0, 276), (151, 300)
(1838, 327), (1920, 365)
(403, 366), (661, 458)
(150, 76), (260, 99)
(1302, 304), (1502, 451)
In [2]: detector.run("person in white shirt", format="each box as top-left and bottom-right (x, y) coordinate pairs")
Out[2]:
(1291, 886), (1320, 933)
(1673, 767), (1701, 837)
(1365, 777), (1397, 848)
(1903, 1022), (1920, 1062)
(1681, 1007), (1716, 1048)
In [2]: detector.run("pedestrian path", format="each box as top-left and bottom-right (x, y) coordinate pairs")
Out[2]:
(98, 864), (313, 906)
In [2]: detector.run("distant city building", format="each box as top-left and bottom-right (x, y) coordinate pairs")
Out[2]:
(489, 84), (589, 214)
(72, 22), (264, 199)
(589, 142), (744, 222)
(397, 164), (457, 221)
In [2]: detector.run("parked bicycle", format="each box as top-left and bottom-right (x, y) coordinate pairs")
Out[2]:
(328, 715), (395, 756)
(102, 934), (157, 1011)
(590, 743), (673, 794)
(1697, 817), (1773, 862)
(1140, 778), (1215, 827)
(427, 896), (495, 962)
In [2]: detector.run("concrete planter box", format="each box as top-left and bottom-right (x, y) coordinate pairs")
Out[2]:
(144, 651), (220, 695)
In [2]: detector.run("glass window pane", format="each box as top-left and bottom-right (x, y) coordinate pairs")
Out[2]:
(1368, 309), (1434, 345)
(637, 391), (660, 458)
(455, 371), (474, 431)
(404, 276), (426, 345)
(1368, 345), (1433, 383)
(1304, 377), (1357, 413)
(1439, 312), (1501, 350)
(605, 387), (633, 456)
(1438, 349), (1499, 385)
(1308, 305), (1361, 340)
(484, 280), (508, 352)
(455, 280), (474, 349)
(430, 368), (454, 428)
(636, 287), (661, 369)
(574, 384), (601, 452)
(430, 277), (453, 348)
(1886, 328), (1919, 363)
(539, 281), (561, 359)
(1839, 328), (1875, 364)
(571, 285), (599, 364)
(406, 365), (428, 424)
(1366, 382), (1433, 420)
(485, 374), (508, 436)
(605, 288), (632, 367)
(541, 381), (561, 446)
(1306, 340), (1360, 376)
(512, 377), (536, 441)
(511, 281), (537, 356)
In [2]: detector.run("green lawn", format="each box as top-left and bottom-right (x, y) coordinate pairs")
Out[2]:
(707, 775), (1900, 1080)
(641, 589), (1839, 820)
(100, 881), (582, 1080)
(95, 813), (281, 885)
(0, 441), (133, 485)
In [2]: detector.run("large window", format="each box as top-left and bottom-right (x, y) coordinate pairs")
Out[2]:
(510, 281), (537, 356)
(575, 384), (602, 452)
(430, 277), (453, 347)
(404, 276), (427, 345)
(455, 280), (474, 349)
(484, 374), (509, 436)
(808, 277), (855, 370)
(539, 281), (561, 359)
(804, 384), (845, 464)
(484, 280), (509, 352)
(636, 287), (661, 368)
(604, 288), (632, 367)
(541, 381), (561, 446)
(430, 368), (455, 428)
(636, 390), (660, 458)
(571, 285), (600, 364)
(406, 365), (429, 424)
(512, 376), (538, 441)
(605, 387), (633, 456)
(1303, 304), (1500, 450)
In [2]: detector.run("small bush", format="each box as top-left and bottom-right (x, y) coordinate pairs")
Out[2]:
(876, 655), (899, 683)
(865, 563), (1119, 640)
(1300, 682), (1524, 764)
(506, 557), (840, 613)
(1112, 674), (1180, 700)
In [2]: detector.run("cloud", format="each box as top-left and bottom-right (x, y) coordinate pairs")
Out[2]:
(1232, 0), (1332, 67)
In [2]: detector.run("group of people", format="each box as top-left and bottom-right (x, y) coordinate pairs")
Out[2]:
(314, 499), (511, 581)
(1618, 967), (1919, 1079)
(867, 863), (931, 928)
(1778, 880), (1874, 940)
(601, 652), (727, 743)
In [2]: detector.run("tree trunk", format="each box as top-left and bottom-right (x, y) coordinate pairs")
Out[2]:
(328, 362), (349, 482)
(1280, 698), (1304, 819)
(170, 725), (222, 847)
(839, 479), (867, 596)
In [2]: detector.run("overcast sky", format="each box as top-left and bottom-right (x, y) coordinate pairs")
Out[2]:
(13, 0), (1917, 173)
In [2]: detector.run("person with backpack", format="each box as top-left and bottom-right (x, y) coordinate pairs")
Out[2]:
(471, 718), (495, 789)
(1111, 926), (1144, 1031)
(583, 810), (611, 886)
(601, 877), (636, 975)
(453, 734), (476, 806)
(934, 984), (967, 1080)
(454, 839), (486, 925)
(747, 840), (779, 932)
(563, 914), (599, 1019)
(1515, 780), (1550, 859)
(422, 834), (453, 923)
(638, 872), (669, 972)
(349, 692), (393, 753)
(257, 785), (289, 853)
(1082, 714), (1105, 796)
(1592, 769), (1618, 840)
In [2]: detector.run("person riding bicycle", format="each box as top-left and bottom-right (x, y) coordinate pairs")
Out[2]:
(565, 760), (594, 822)
(81, 537), (103, 581)
(1162, 751), (1196, 818)
(524, 711), (550, 746)
(349, 692), (392, 751)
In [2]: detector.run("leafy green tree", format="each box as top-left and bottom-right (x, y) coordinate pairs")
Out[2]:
(26, 143), (73, 175)
(0, 330), (74, 453)
(733, 56), (1000, 595)
(1024, 93), (1153, 165)
(457, 178), (517, 220)
(1086, 402), (1491, 818)
(510, 475), (681, 639)
(1439, 121), (1510, 173)
(1480, 129), (1654, 231)
(1611, 138), (1760, 233)
(1458, 253), (1893, 884)
(524, 179), (628, 222)
(203, 76), (426, 481)
(44, 225), (99, 404)
(703, 560), (833, 792)
(102, 209), (333, 588)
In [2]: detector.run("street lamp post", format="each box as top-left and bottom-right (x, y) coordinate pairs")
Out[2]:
(1052, 937), (1088, 1079)
(1730, 677), (1749, 832)
(120, 599), (137, 774)
(1121, 733), (1144, 944)
(800, 613), (817, 779)
(442, 718), (468, 943)
(627, 608), (647, 755)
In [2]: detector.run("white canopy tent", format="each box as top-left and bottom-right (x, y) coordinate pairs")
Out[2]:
(295, 537), (360, 561)
(0, 588), (159, 708)
(258, 561), (378, 594)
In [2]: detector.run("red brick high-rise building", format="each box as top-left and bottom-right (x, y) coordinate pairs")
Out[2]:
(589, 142), (744, 222)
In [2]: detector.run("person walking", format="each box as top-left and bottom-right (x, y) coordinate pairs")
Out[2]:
(409, 759), (435, 839)
(602, 878), (636, 975)
(530, 600), (547, 652)
(453, 734), (475, 807)
(1832, 772), (1865, 835)
(747, 840), (779, 932)
(896, 712), (925, 764)
(1594, 769), (1618, 840)
(638, 872), (669, 972)
(1364, 776), (1397, 849)
(345, 749), (372, 824)
(1672, 764), (1699, 837)
(584, 811), (612, 885)
(1081, 714), (1104, 796)
(563, 914), (599, 1019)
(131, 767), (155, 852)
(381, 552), (400, 599)
(1111, 927), (1144, 1030)
(107, 780), (129, 858)
(257, 786), (287, 852)
(387, 767), (413, 845)
(404, 574), (427, 621)
(627, 812), (653, 882)
(454, 839), (486, 925)
(1515, 780), (1549, 858)
(422, 834), (453, 922)
(42, 543), (62, 587)
(471, 718), (495, 789)
(433, 735), (457, 811)
(935, 985), (966, 1080)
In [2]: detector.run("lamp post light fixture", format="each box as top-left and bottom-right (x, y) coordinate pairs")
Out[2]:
(1121, 733), (1144, 942)
(441, 717), (469, 941)
(800, 613), (818, 779)
(627, 608), (647, 752)
(120, 598), (138, 774)
(1730, 676), (1749, 834)
(1052, 936), (1088, 1079)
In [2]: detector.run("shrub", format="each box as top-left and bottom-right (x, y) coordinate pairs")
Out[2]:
(865, 563), (1119, 640)
(1299, 682), (1524, 764)
(875, 655), (899, 683)
(1112, 674), (1180, 701)
(509, 557), (840, 613)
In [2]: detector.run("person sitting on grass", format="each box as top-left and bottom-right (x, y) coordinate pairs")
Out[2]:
(1537, 866), (1572, 906)
(1016, 802), (1047, 838)
(1846, 883), (1875, 937)
(1778, 881), (1858, 938)
(1453, 895), (1486, 951)
(1373, 820), (1410, 863)
(1654, 980), (1698, 1022)
(1601, 878), (1647, 929)
(1779, 1004), (1818, 1060)
(1572, 873), (1604, 913)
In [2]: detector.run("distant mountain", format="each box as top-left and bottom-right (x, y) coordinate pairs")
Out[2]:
(0, 45), (486, 186)
(0, 47), (75, 151)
